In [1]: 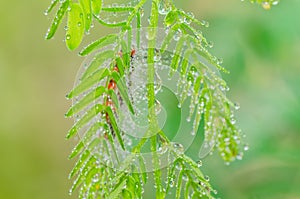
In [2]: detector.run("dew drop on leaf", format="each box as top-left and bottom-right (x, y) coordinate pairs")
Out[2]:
(158, 0), (172, 15)
(155, 99), (162, 114)
(197, 160), (203, 168)
(234, 102), (240, 110)
(204, 175), (210, 182)
(172, 142), (184, 154)
(173, 30), (181, 41)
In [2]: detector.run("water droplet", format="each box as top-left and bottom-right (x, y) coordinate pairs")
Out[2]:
(244, 144), (249, 151)
(77, 22), (82, 27)
(182, 174), (188, 181)
(236, 152), (243, 160)
(154, 51), (161, 62)
(173, 30), (182, 41)
(158, 0), (172, 15)
(169, 178), (175, 187)
(172, 142), (184, 154)
(207, 41), (214, 48)
(197, 160), (203, 167)
(234, 102), (240, 110)
(217, 58), (223, 65)
(213, 189), (218, 195)
(186, 117), (191, 122)
(204, 175), (210, 182)
(201, 20), (209, 27)
(66, 34), (71, 40)
(155, 99), (162, 114)
(272, 0), (279, 5)
(139, 8), (144, 17)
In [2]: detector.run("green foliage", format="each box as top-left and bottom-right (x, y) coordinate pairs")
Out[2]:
(43, 0), (272, 198)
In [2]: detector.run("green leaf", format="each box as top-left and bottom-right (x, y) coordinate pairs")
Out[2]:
(102, 6), (134, 12)
(70, 156), (97, 193)
(166, 159), (178, 193)
(91, 0), (102, 15)
(81, 122), (104, 145)
(115, 56), (125, 76)
(44, 0), (59, 15)
(66, 104), (105, 139)
(79, 0), (92, 32)
(66, 3), (85, 51)
(107, 178), (127, 199)
(184, 181), (191, 199)
(161, 23), (180, 53)
(136, 12), (141, 48)
(79, 34), (119, 56)
(164, 10), (178, 27)
(138, 155), (147, 184)
(105, 106), (125, 150)
(45, 0), (69, 39)
(81, 50), (115, 80)
(94, 14), (127, 27)
(175, 170), (184, 199)
(107, 89), (120, 111)
(66, 68), (109, 99)
(169, 36), (185, 77)
(132, 173), (142, 198)
(111, 71), (134, 114)
(120, 39), (130, 68)
(65, 86), (106, 117)
(69, 150), (91, 179)
(69, 141), (84, 159)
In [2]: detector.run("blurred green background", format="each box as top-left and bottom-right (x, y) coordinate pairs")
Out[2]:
(0, 0), (299, 198)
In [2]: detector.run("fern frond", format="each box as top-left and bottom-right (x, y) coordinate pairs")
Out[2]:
(44, 0), (250, 198)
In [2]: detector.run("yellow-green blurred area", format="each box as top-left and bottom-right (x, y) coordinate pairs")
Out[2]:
(0, 0), (299, 198)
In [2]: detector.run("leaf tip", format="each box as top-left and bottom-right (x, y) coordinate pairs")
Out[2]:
(65, 109), (73, 118)
(66, 92), (72, 99)
(66, 126), (77, 139)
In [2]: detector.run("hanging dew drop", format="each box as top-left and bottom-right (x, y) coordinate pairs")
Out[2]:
(139, 8), (144, 17)
(172, 142), (184, 154)
(204, 175), (210, 182)
(217, 58), (223, 65)
(154, 51), (161, 62)
(158, 0), (172, 15)
(197, 160), (203, 167)
(173, 30), (182, 41)
(155, 99), (162, 114)
(169, 178), (175, 187)
(201, 20), (209, 27)
(234, 102), (240, 110)
(207, 41), (214, 48)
